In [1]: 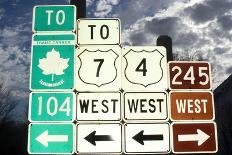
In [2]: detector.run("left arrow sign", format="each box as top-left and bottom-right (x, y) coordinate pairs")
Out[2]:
(36, 130), (68, 147)
(84, 131), (114, 146)
(132, 130), (164, 145)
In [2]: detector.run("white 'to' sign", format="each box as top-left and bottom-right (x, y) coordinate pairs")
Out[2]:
(77, 19), (120, 45)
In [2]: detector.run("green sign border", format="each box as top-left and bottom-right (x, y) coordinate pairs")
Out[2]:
(29, 33), (76, 91)
(28, 92), (76, 122)
(28, 123), (75, 154)
(32, 5), (76, 33)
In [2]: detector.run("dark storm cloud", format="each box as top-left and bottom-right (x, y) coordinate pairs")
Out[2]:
(145, 17), (181, 36)
(185, 0), (232, 23)
(213, 47), (231, 54)
(129, 31), (148, 45)
(226, 66), (232, 74)
(217, 15), (232, 31)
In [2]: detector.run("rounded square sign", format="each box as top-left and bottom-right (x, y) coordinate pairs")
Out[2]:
(30, 34), (75, 91)
(28, 123), (74, 154)
(170, 91), (215, 121)
(76, 123), (122, 154)
(124, 92), (168, 121)
(122, 46), (168, 91)
(33, 5), (76, 32)
(77, 18), (121, 45)
(168, 61), (212, 90)
(76, 45), (121, 91)
(77, 92), (121, 121)
(125, 123), (170, 154)
(29, 92), (76, 122)
(171, 122), (217, 154)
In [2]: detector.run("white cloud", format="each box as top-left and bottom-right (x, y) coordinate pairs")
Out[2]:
(94, 0), (120, 17)
(121, 0), (232, 89)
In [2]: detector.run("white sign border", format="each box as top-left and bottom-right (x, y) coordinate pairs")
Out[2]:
(168, 61), (212, 91)
(77, 18), (121, 45)
(28, 92), (76, 123)
(169, 91), (215, 122)
(28, 122), (75, 155)
(171, 121), (218, 154)
(124, 122), (171, 154)
(123, 92), (169, 122)
(32, 5), (76, 33)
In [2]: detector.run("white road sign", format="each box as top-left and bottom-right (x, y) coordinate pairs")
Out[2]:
(125, 123), (170, 154)
(124, 92), (168, 121)
(122, 46), (168, 91)
(77, 92), (121, 121)
(76, 45), (121, 91)
(77, 19), (120, 45)
(77, 124), (122, 153)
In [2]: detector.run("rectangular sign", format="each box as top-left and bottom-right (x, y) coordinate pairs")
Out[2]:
(77, 123), (122, 153)
(28, 123), (74, 154)
(29, 92), (75, 122)
(77, 19), (120, 45)
(30, 34), (75, 91)
(171, 122), (217, 154)
(33, 5), (76, 32)
(170, 91), (214, 121)
(122, 46), (167, 91)
(124, 92), (168, 121)
(168, 61), (212, 90)
(76, 45), (121, 91)
(125, 123), (170, 154)
(77, 92), (121, 121)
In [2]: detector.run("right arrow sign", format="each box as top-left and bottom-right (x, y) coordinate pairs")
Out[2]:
(172, 122), (217, 153)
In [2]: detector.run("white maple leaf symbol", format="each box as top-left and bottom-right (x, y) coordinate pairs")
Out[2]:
(38, 48), (69, 81)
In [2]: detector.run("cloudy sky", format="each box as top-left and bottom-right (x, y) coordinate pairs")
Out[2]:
(0, 0), (231, 122)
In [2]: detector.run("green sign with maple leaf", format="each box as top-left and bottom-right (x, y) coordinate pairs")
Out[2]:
(30, 34), (75, 90)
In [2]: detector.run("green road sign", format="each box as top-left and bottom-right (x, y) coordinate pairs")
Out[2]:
(30, 34), (75, 91)
(33, 5), (76, 32)
(29, 92), (75, 122)
(28, 123), (74, 154)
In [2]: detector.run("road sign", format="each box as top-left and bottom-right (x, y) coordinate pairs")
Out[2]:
(77, 19), (120, 45)
(171, 122), (217, 153)
(170, 91), (214, 121)
(76, 45), (121, 91)
(33, 5), (76, 32)
(30, 34), (75, 91)
(29, 92), (75, 122)
(28, 123), (74, 154)
(122, 46), (168, 91)
(168, 61), (212, 90)
(77, 124), (122, 153)
(125, 123), (170, 154)
(124, 92), (168, 121)
(77, 92), (121, 121)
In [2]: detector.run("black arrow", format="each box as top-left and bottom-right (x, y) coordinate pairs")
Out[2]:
(84, 131), (114, 146)
(132, 130), (163, 145)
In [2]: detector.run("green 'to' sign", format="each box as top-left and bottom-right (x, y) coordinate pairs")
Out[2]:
(28, 123), (74, 154)
(33, 5), (76, 32)
(29, 92), (75, 122)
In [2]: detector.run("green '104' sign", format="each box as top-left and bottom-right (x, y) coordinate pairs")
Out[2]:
(33, 5), (76, 32)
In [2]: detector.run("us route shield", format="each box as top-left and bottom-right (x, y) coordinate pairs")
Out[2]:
(78, 49), (119, 87)
(124, 49), (164, 87)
